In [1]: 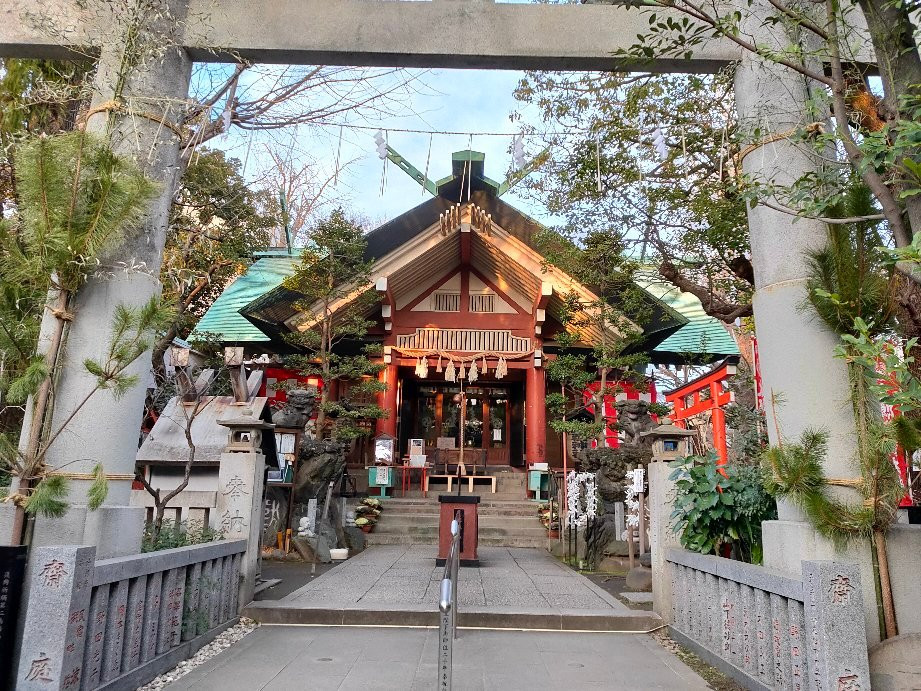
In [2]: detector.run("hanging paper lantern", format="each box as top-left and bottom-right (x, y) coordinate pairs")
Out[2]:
(446, 359), (456, 382)
(459, 364), (466, 380)
(469, 361), (479, 382)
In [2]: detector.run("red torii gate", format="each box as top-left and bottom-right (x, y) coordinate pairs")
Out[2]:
(665, 359), (737, 466)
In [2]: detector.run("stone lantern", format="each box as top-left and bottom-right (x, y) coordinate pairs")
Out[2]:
(219, 414), (274, 454)
(640, 417), (695, 462)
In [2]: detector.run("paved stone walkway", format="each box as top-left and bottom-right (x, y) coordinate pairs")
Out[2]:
(164, 625), (710, 690)
(253, 545), (629, 614)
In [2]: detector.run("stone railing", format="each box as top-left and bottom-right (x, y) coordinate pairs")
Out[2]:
(16, 539), (246, 690)
(665, 548), (870, 690)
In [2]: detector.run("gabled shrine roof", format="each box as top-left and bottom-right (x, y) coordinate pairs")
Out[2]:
(190, 151), (738, 364)
(191, 254), (299, 343)
(636, 273), (741, 363)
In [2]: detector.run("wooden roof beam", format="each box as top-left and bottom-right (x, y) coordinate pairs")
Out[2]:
(535, 282), (553, 311)
(460, 223), (472, 265)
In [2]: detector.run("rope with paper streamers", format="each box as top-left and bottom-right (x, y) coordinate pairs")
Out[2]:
(394, 347), (535, 382)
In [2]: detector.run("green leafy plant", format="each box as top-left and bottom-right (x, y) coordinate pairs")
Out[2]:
(141, 519), (222, 553)
(669, 453), (776, 563)
(796, 201), (904, 639)
(0, 130), (161, 541)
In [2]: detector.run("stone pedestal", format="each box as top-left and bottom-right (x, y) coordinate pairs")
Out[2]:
(216, 451), (265, 610)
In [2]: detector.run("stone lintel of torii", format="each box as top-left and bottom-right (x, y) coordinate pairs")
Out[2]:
(0, 0), (881, 640)
(0, 0), (874, 70)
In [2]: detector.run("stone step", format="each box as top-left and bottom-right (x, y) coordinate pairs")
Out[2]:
(398, 491), (528, 501)
(373, 505), (539, 517)
(375, 498), (541, 509)
(364, 533), (549, 549)
(373, 514), (546, 532)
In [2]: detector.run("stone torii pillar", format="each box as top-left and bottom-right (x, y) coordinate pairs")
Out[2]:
(8, 3), (193, 557)
(733, 51), (878, 641)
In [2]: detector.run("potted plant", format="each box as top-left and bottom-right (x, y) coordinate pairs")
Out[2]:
(548, 520), (561, 540)
(355, 516), (376, 533)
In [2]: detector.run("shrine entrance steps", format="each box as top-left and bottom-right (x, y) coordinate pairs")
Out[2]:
(364, 471), (546, 548)
(365, 497), (548, 548)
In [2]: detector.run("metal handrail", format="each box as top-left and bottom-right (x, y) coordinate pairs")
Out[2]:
(438, 519), (460, 690)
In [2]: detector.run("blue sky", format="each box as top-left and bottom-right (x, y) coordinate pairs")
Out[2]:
(212, 67), (548, 230)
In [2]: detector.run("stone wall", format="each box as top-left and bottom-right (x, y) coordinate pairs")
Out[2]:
(665, 548), (870, 690)
(130, 489), (218, 529)
(15, 539), (245, 690)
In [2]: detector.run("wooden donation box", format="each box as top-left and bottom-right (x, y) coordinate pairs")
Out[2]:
(437, 494), (480, 566)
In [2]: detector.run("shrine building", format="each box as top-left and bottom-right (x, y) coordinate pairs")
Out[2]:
(191, 151), (739, 471)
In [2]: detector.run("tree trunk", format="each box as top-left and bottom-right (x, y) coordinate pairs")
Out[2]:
(596, 367), (609, 446)
(315, 313), (330, 436)
(151, 502), (166, 544)
(151, 320), (180, 388)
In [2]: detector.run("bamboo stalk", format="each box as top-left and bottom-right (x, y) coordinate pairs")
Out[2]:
(874, 529), (899, 638)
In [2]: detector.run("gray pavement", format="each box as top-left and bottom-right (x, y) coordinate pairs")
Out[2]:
(164, 625), (711, 690)
(260, 545), (629, 613)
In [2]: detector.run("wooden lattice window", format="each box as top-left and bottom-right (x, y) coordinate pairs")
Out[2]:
(432, 292), (461, 312)
(469, 293), (495, 313)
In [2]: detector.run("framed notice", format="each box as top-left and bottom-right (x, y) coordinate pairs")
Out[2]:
(374, 434), (395, 465)
(409, 438), (424, 454)
(633, 467), (645, 494)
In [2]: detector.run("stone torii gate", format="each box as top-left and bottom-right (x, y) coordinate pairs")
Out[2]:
(0, 0), (877, 635)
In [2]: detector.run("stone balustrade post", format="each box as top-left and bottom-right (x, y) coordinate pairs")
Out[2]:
(16, 546), (95, 690)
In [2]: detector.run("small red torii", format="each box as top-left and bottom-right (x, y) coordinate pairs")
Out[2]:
(665, 358), (738, 467)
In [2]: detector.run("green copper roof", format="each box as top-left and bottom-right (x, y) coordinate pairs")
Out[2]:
(636, 273), (741, 362)
(190, 256), (299, 343)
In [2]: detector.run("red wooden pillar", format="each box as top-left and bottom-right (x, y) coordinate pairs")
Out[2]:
(376, 363), (399, 437)
(526, 364), (546, 463)
(710, 381), (728, 467)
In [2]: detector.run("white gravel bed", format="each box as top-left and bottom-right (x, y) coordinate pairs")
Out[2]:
(135, 618), (258, 690)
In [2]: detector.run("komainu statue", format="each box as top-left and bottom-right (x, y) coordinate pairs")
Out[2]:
(272, 388), (316, 429)
(614, 399), (656, 447)
(294, 438), (347, 503)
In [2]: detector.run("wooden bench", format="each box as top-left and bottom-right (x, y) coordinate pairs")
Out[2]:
(466, 475), (496, 493)
(424, 474), (455, 493)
